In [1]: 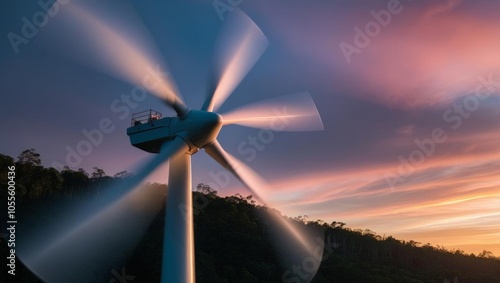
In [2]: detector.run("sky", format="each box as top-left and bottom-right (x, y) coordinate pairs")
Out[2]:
(1, 0), (500, 256)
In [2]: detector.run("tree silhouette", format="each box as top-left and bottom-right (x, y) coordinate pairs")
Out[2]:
(2, 149), (500, 283)
(113, 170), (134, 179)
(17, 148), (41, 166)
(91, 166), (106, 179)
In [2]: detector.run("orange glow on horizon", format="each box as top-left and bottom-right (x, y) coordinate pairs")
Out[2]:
(253, 137), (500, 256)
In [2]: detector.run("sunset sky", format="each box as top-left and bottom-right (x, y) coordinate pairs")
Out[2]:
(1, 0), (499, 256)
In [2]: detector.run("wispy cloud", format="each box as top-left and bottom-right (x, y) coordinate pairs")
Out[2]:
(257, 0), (500, 109)
(263, 127), (500, 255)
(397, 124), (415, 135)
(347, 13), (500, 108)
(423, 0), (462, 20)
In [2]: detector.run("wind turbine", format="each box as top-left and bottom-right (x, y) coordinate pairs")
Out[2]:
(18, 2), (324, 283)
(126, 19), (324, 282)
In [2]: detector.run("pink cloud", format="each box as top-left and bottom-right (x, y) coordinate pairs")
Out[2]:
(232, 0), (500, 255)
(396, 124), (415, 135)
(422, 0), (462, 20)
(263, 144), (500, 255)
(344, 3), (500, 108)
(253, 0), (500, 109)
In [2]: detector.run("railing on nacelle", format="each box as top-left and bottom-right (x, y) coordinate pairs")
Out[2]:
(130, 109), (163, 126)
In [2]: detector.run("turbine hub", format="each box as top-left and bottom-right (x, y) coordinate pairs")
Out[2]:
(177, 110), (223, 151)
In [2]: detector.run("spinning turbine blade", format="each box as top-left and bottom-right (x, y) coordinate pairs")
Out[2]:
(202, 9), (269, 112)
(204, 140), (268, 202)
(162, 152), (195, 283)
(48, 1), (188, 116)
(204, 141), (323, 279)
(221, 92), (324, 131)
(18, 138), (189, 283)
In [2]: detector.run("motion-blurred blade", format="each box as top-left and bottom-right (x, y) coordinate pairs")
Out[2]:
(18, 138), (189, 283)
(258, 208), (324, 283)
(46, 1), (188, 116)
(162, 152), (194, 283)
(202, 9), (269, 112)
(204, 140), (268, 202)
(221, 92), (324, 131)
(204, 140), (324, 280)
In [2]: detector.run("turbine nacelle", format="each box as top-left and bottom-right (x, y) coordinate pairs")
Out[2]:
(127, 109), (222, 154)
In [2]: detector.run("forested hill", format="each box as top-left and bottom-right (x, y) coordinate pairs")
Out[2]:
(2, 150), (500, 283)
